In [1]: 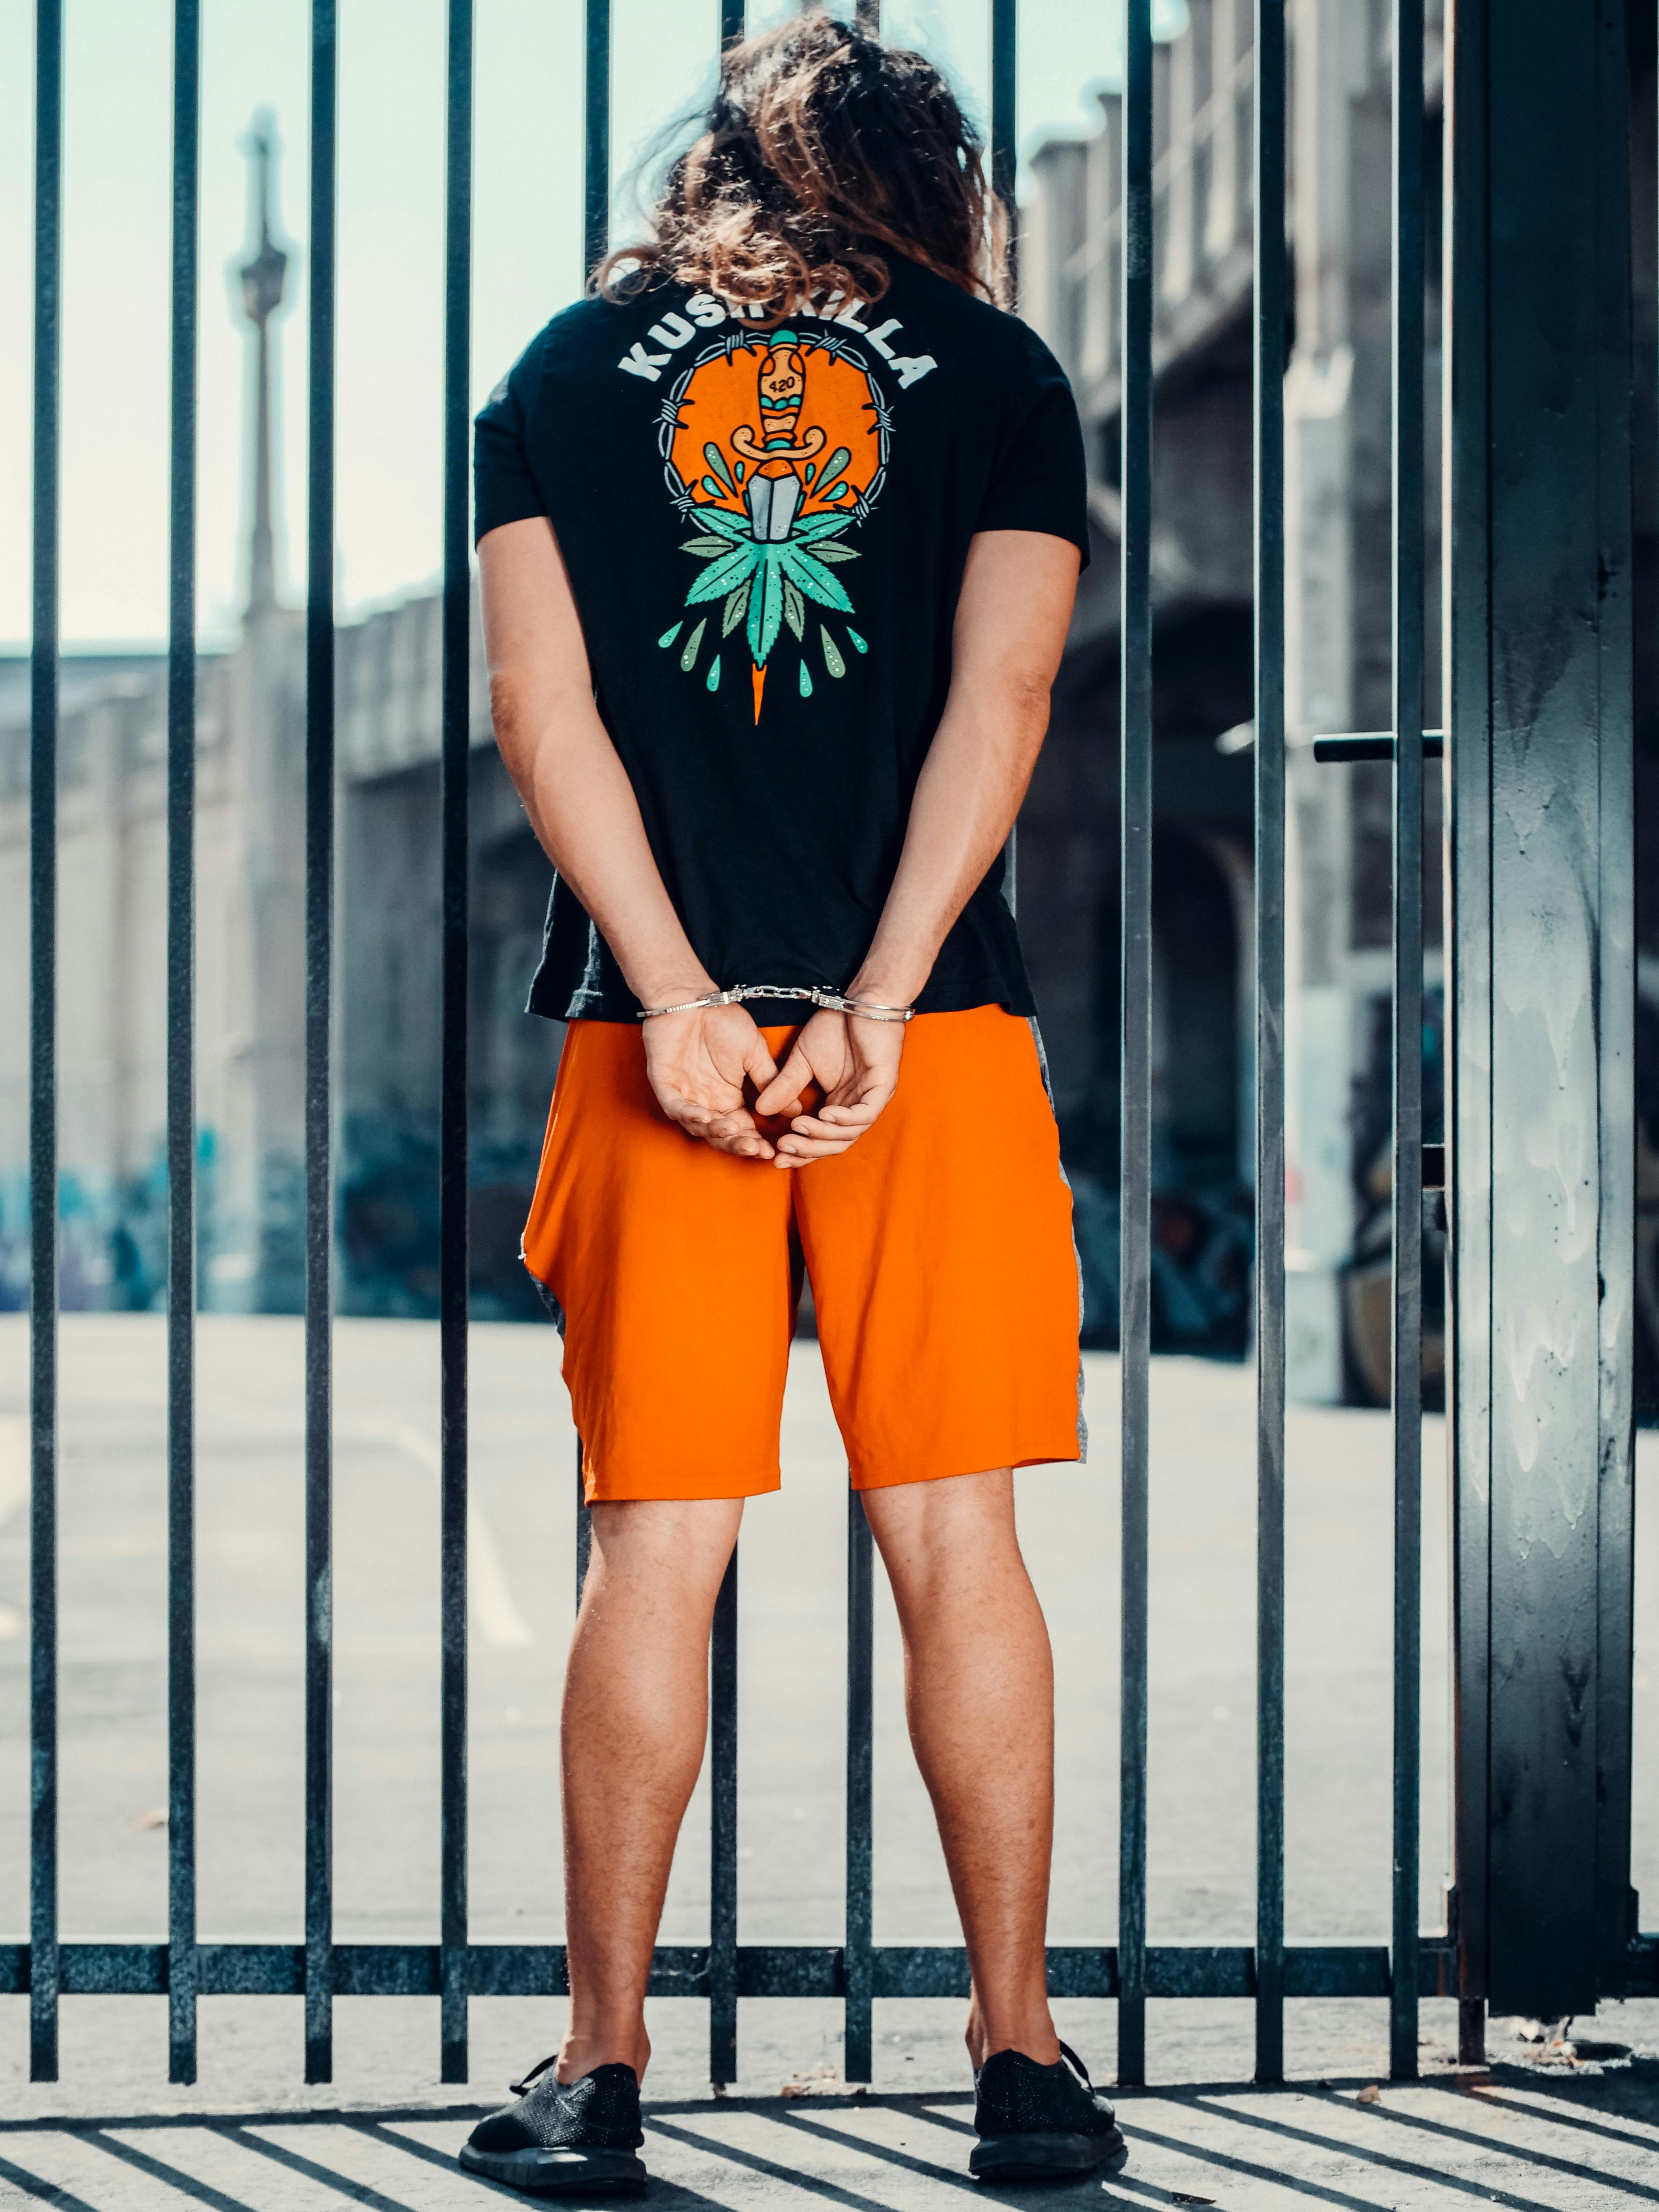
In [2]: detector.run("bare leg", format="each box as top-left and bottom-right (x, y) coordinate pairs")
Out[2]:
(861, 1468), (1060, 2072)
(556, 1495), (744, 2084)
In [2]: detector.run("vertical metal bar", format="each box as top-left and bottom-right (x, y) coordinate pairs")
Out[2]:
(439, 0), (474, 2089)
(844, 1493), (874, 2084)
(1389, 0), (1425, 2085)
(575, 1451), (591, 1604)
(574, 0), (609, 1596)
(583, 0), (610, 283)
(1252, 0), (1288, 2088)
(304, 0), (338, 2089)
(709, 1546), (739, 2084)
(1115, 0), (1153, 2098)
(166, 0), (202, 2089)
(992, 0), (1017, 898)
(565, 0), (605, 1771)
(28, 0), (63, 2090)
(989, 0), (1017, 226)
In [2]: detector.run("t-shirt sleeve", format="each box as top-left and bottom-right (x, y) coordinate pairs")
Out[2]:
(473, 338), (548, 546)
(973, 326), (1091, 568)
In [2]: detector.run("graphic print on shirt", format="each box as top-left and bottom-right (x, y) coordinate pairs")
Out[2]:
(656, 328), (890, 722)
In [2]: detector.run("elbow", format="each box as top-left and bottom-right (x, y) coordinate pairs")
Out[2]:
(996, 668), (1054, 755)
(489, 667), (563, 772)
(488, 667), (528, 751)
(489, 665), (593, 797)
(1007, 668), (1054, 724)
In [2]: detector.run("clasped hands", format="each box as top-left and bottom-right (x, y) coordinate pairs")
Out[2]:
(641, 999), (904, 1166)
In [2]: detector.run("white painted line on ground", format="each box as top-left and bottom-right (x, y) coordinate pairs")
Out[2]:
(0, 1412), (28, 1529)
(341, 1415), (536, 1650)
(182, 1386), (539, 1651)
(0, 1413), (28, 1634)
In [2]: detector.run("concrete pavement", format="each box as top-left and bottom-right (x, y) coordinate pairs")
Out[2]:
(0, 1314), (1655, 2206)
(1, 2050), (1657, 2209)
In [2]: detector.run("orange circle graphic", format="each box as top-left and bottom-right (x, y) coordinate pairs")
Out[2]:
(667, 338), (884, 520)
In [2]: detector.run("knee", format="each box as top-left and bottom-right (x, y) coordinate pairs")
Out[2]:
(584, 1496), (742, 1609)
(863, 1468), (1023, 1602)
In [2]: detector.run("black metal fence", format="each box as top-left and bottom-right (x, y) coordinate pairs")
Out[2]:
(12, 0), (1646, 2099)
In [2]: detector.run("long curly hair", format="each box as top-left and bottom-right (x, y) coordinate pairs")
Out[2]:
(597, 12), (1007, 320)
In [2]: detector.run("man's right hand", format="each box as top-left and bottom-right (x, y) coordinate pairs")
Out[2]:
(641, 1001), (782, 1159)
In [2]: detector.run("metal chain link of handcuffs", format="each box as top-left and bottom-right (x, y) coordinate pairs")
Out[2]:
(636, 984), (914, 1024)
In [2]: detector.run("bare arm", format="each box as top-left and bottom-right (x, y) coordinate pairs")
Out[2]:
(477, 515), (781, 1157)
(757, 529), (1081, 1161)
(851, 527), (1081, 1007)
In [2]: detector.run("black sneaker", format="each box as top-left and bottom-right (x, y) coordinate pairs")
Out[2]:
(459, 2057), (647, 2194)
(970, 2041), (1127, 2182)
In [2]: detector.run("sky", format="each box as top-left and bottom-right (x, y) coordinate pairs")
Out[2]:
(0, 0), (1181, 649)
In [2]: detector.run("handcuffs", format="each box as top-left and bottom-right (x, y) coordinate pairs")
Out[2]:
(637, 983), (914, 1024)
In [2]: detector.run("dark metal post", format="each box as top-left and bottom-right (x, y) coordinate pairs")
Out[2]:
(1590, 0), (1637, 2009)
(439, 0), (474, 2087)
(166, 0), (202, 2089)
(844, 1494), (874, 2085)
(1388, 0), (1425, 2085)
(304, 0), (338, 2087)
(1444, 0), (1636, 2022)
(1252, 0), (1288, 2088)
(29, 0), (63, 2088)
(710, 1547), (739, 2083)
(1443, 0), (1491, 2030)
(1115, 0), (1153, 2096)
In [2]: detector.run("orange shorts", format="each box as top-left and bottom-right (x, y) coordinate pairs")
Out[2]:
(520, 1005), (1084, 1502)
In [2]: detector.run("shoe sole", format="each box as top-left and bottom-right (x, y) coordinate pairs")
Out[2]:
(969, 2126), (1129, 2183)
(458, 2143), (647, 2194)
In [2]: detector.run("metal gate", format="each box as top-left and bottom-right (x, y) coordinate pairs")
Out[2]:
(12, 0), (1652, 2093)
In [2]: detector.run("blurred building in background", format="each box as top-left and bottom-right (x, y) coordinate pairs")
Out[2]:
(0, 117), (557, 1325)
(2, 8), (1656, 1404)
(1019, 0), (1659, 1404)
(1018, 0), (1450, 1396)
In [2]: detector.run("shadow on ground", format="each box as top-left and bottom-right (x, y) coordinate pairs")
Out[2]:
(0, 2062), (1654, 2212)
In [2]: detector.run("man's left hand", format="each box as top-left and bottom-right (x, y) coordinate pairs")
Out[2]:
(751, 1009), (905, 1167)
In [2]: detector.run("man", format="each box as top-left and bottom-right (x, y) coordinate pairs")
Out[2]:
(457, 13), (1125, 2192)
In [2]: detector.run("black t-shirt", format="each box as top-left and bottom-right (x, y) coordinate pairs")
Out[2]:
(474, 251), (1088, 1023)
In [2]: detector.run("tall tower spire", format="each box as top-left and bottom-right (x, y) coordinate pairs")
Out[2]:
(238, 111), (290, 614)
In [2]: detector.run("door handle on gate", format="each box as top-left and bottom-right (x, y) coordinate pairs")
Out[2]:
(1311, 731), (1445, 763)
